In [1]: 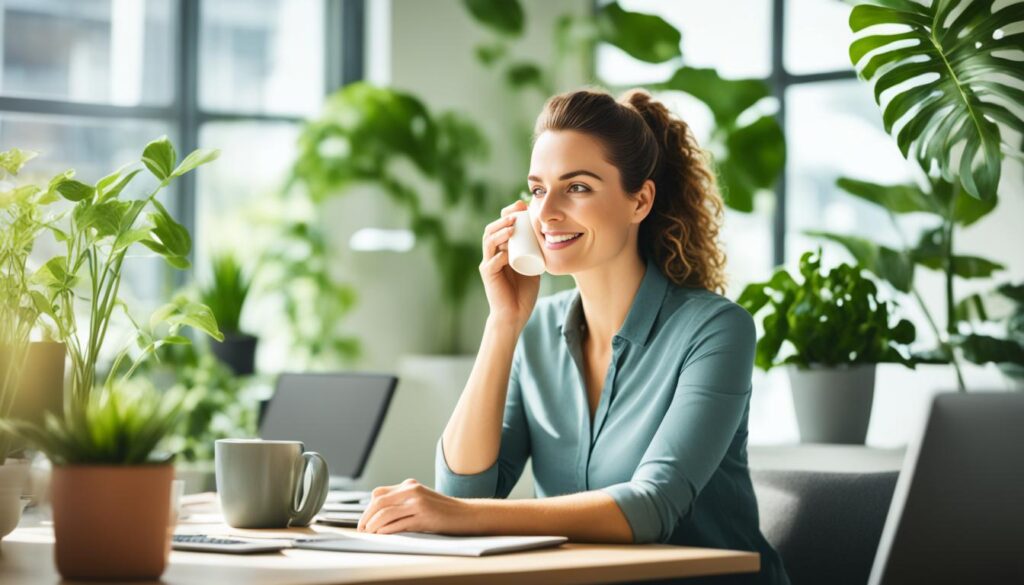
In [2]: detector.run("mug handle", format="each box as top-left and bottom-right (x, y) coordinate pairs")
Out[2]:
(289, 451), (329, 527)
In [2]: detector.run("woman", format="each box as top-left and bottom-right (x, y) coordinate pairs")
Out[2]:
(358, 89), (790, 584)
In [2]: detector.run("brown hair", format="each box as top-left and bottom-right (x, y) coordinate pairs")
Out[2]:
(533, 88), (727, 294)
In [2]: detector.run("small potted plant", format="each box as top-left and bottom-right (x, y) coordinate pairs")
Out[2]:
(2, 383), (188, 579)
(738, 249), (917, 444)
(0, 147), (65, 539)
(2, 136), (222, 580)
(200, 252), (257, 375)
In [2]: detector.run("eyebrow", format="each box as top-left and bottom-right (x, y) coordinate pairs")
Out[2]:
(527, 170), (604, 183)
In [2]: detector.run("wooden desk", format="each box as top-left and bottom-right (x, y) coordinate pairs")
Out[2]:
(0, 519), (760, 584)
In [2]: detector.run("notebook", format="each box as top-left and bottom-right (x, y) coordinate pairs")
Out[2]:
(294, 532), (568, 557)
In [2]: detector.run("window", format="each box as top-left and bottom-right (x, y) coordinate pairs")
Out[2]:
(0, 0), (360, 304)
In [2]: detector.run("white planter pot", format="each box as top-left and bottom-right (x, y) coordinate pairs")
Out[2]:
(788, 364), (877, 444)
(0, 459), (30, 539)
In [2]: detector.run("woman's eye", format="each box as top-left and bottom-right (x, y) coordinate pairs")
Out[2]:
(530, 186), (545, 197)
(568, 183), (590, 193)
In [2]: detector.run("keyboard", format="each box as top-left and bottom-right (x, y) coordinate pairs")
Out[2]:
(172, 534), (290, 554)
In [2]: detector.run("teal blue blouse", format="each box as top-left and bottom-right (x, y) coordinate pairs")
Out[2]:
(436, 258), (789, 585)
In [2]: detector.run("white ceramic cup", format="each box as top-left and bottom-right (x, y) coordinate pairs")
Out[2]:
(508, 210), (546, 276)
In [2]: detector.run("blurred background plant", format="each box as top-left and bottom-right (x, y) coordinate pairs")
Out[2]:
(198, 252), (260, 375)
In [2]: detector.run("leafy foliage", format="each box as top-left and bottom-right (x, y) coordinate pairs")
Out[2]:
(0, 148), (57, 460)
(738, 249), (916, 370)
(848, 0), (1024, 200)
(954, 282), (1024, 381)
(198, 253), (252, 334)
(0, 382), (188, 466)
(29, 136), (223, 401)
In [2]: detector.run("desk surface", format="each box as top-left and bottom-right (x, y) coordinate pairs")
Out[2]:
(2, 518), (760, 585)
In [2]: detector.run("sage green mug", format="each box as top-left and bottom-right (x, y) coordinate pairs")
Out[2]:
(215, 439), (329, 528)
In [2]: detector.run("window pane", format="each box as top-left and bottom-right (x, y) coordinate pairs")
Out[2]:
(0, 0), (174, 105)
(785, 80), (914, 263)
(598, 0), (771, 85)
(784, 0), (855, 75)
(199, 0), (325, 116)
(0, 113), (175, 305)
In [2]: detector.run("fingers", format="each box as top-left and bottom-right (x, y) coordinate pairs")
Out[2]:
(481, 217), (516, 259)
(362, 500), (417, 533)
(359, 479), (420, 532)
(499, 199), (528, 218)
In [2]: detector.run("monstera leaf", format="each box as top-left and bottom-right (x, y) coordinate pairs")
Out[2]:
(654, 67), (785, 212)
(849, 0), (1024, 200)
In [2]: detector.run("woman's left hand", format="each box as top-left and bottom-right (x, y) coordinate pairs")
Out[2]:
(357, 479), (473, 535)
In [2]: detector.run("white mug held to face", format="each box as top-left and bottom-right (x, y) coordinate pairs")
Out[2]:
(508, 208), (546, 276)
(479, 200), (543, 332)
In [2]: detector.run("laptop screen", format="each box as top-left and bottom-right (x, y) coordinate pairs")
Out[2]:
(259, 372), (397, 479)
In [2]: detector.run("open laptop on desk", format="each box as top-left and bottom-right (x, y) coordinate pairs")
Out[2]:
(259, 372), (397, 501)
(869, 391), (1024, 584)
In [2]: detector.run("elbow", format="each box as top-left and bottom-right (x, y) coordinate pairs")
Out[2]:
(604, 479), (693, 545)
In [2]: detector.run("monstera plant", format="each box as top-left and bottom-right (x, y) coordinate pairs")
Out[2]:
(849, 0), (1022, 200)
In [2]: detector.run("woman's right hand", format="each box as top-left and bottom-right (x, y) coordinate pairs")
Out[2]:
(480, 199), (541, 332)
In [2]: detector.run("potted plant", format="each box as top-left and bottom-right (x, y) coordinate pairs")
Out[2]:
(2, 383), (188, 579)
(0, 147), (66, 539)
(738, 249), (917, 444)
(200, 252), (258, 375)
(2, 136), (222, 580)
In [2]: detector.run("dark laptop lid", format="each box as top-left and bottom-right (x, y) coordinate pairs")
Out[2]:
(259, 372), (397, 480)
(870, 392), (1024, 584)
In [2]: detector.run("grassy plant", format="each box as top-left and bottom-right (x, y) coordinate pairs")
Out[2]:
(198, 253), (252, 335)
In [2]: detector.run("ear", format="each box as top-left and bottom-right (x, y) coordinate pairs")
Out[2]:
(631, 179), (655, 224)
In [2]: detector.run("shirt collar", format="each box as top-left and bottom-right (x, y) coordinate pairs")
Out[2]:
(560, 257), (671, 348)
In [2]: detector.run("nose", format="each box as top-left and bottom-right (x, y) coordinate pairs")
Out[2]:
(532, 192), (564, 226)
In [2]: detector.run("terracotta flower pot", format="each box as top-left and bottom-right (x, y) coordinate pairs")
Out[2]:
(51, 464), (174, 580)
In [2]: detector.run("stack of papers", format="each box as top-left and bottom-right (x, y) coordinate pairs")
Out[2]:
(295, 532), (568, 557)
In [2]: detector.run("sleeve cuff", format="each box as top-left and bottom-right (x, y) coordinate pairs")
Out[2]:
(601, 482), (663, 544)
(433, 438), (499, 498)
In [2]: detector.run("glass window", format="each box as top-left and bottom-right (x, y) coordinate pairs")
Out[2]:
(784, 79), (914, 268)
(0, 0), (175, 105)
(199, 0), (325, 116)
(597, 0), (772, 84)
(195, 121), (300, 260)
(784, 0), (855, 75)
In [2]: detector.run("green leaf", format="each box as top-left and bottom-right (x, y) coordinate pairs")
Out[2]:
(596, 2), (681, 64)
(74, 200), (134, 239)
(148, 200), (192, 258)
(171, 148), (220, 178)
(848, 0), (1023, 199)
(32, 256), (77, 292)
(150, 298), (223, 342)
(804, 231), (915, 293)
(835, 177), (937, 215)
(0, 147), (37, 175)
(462, 0), (524, 36)
(97, 168), (142, 203)
(141, 135), (176, 181)
(505, 62), (546, 90)
(956, 334), (1024, 367)
(55, 179), (95, 202)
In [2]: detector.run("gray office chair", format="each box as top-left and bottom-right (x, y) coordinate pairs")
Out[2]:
(751, 469), (899, 585)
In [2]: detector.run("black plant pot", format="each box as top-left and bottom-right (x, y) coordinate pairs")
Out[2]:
(210, 333), (258, 376)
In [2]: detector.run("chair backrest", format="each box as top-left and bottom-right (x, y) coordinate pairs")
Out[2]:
(751, 469), (898, 585)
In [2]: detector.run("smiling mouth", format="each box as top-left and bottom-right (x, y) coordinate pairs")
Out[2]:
(544, 233), (583, 244)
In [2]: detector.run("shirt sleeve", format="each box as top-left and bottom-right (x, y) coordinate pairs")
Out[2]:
(600, 303), (756, 543)
(434, 345), (531, 499)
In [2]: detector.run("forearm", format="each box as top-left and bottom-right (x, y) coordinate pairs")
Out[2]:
(461, 491), (634, 543)
(441, 317), (520, 474)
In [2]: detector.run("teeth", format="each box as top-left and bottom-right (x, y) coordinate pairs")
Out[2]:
(545, 233), (581, 243)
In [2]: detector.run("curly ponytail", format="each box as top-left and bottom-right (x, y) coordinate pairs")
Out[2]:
(534, 88), (727, 294)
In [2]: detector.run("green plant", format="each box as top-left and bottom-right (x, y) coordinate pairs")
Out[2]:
(955, 282), (1024, 383)
(31, 136), (223, 401)
(0, 148), (57, 462)
(737, 249), (916, 370)
(292, 83), (501, 354)
(807, 176), (1001, 389)
(198, 253), (252, 335)
(0, 382), (188, 465)
(849, 0), (1023, 200)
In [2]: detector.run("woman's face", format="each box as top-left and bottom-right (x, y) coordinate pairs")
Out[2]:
(527, 130), (653, 276)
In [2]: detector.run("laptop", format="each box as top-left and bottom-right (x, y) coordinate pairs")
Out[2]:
(869, 391), (1024, 584)
(259, 372), (397, 481)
